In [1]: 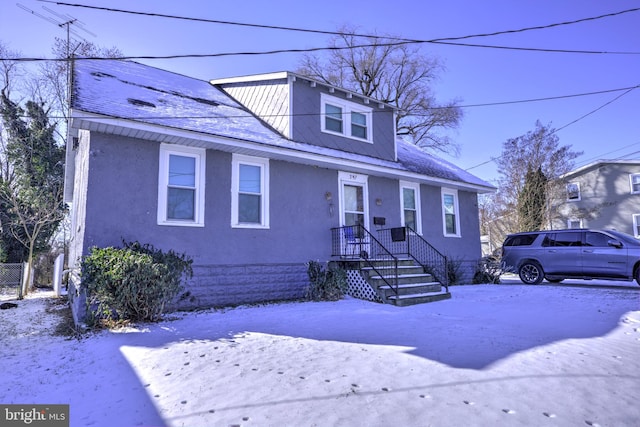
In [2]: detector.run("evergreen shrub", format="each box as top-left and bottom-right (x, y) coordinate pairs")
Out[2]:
(81, 241), (193, 325)
(306, 260), (347, 301)
(472, 256), (502, 284)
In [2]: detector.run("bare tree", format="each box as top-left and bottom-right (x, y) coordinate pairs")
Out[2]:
(2, 184), (65, 297)
(489, 121), (582, 237)
(298, 26), (463, 155)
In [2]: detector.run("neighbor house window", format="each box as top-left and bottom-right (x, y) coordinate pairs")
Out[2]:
(157, 144), (206, 227)
(567, 218), (583, 229)
(321, 93), (372, 143)
(441, 188), (460, 237)
(400, 181), (421, 234)
(231, 154), (269, 228)
(633, 214), (640, 238)
(630, 174), (640, 194)
(566, 182), (581, 201)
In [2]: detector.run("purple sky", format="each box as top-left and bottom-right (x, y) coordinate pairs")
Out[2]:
(2, 0), (638, 184)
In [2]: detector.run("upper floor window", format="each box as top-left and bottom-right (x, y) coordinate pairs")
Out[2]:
(321, 93), (372, 143)
(231, 154), (269, 228)
(400, 181), (421, 234)
(441, 188), (460, 237)
(567, 218), (583, 229)
(633, 214), (640, 238)
(566, 182), (581, 201)
(630, 173), (640, 194)
(325, 104), (343, 133)
(157, 144), (206, 227)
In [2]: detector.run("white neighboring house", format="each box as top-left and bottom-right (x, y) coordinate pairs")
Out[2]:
(551, 160), (640, 237)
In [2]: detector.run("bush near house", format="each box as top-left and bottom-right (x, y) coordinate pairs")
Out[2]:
(473, 256), (502, 284)
(81, 241), (193, 325)
(306, 260), (347, 301)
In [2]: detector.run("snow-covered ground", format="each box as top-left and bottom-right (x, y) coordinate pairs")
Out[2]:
(1, 279), (639, 427)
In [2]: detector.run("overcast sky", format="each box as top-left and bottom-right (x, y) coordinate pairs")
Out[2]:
(1, 0), (639, 183)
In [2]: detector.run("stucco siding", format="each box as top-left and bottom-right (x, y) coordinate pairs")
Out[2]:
(80, 134), (339, 265)
(74, 132), (484, 312)
(418, 186), (481, 259)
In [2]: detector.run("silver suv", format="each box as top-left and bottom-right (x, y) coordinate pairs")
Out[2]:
(501, 229), (640, 285)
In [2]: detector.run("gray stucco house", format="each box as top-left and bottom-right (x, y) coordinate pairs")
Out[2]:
(65, 59), (494, 319)
(551, 160), (640, 237)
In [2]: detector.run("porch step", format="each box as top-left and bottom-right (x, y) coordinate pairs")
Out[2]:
(335, 257), (449, 307)
(378, 282), (442, 296)
(369, 273), (435, 287)
(387, 291), (451, 307)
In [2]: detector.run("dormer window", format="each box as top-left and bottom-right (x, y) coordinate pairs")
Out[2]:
(325, 104), (343, 133)
(321, 93), (372, 143)
(351, 112), (367, 139)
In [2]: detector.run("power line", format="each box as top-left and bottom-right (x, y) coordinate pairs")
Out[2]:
(29, 1), (640, 58)
(554, 85), (639, 132)
(32, 82), (639, 120)
(428, 40), (639, 55)
(40, 1), (640, 44)
(574, 141), (640, 167)
(430, 85), (640, 110)
(464, 85), (640, 172)
(431, 7), (640, 42)
(6, 36), (640, 63)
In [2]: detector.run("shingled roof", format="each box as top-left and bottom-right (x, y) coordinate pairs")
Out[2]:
(71, 59), (494, 192)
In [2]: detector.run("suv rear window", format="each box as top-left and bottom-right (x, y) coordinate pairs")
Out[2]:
(503, 234), (538, 246)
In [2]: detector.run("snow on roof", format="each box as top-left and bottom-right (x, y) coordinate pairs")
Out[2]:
(72, 59), (493, 191)
(397, 139), (494, 189)
(72, 59), (285, 145)
(562, 159), (640, 179)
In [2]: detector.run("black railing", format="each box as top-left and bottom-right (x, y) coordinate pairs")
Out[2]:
(331, 225), (399, 296)
(375, 226), (449, 292)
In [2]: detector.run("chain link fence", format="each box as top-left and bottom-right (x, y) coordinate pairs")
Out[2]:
(0, 263), (24, 299)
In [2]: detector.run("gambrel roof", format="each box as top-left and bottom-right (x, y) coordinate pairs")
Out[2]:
(71, 59), (494, 192)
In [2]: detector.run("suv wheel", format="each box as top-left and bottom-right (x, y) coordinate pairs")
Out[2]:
(519, 261), (544, 285)
(635, 266), (640, 286)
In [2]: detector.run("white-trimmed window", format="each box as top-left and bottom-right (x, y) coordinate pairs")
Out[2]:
(321, 93), (372, 143)
(400, 181), (421, 234)
(633, 214), (640, 238)
(231, 154), (269, 228)
(157, 144), (206, 227)
(566, 182), (581, 201)
(630, 173), (640, 194)
(441, 188), (460, 237)
(567, 218), (583, 229)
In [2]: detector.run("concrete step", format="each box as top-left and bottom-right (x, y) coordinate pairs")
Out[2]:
(377, 282), (442, 297)
(387, 291), (451, 307)
(369, 273), (436, 287)
(361, 265), (427, 278)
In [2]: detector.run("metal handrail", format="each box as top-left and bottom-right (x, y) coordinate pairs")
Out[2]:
(331, 225), (399, 296)
(375, 226), (449, 292)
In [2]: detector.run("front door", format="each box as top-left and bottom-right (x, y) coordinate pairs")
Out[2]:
(339, 172), (369, 256)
